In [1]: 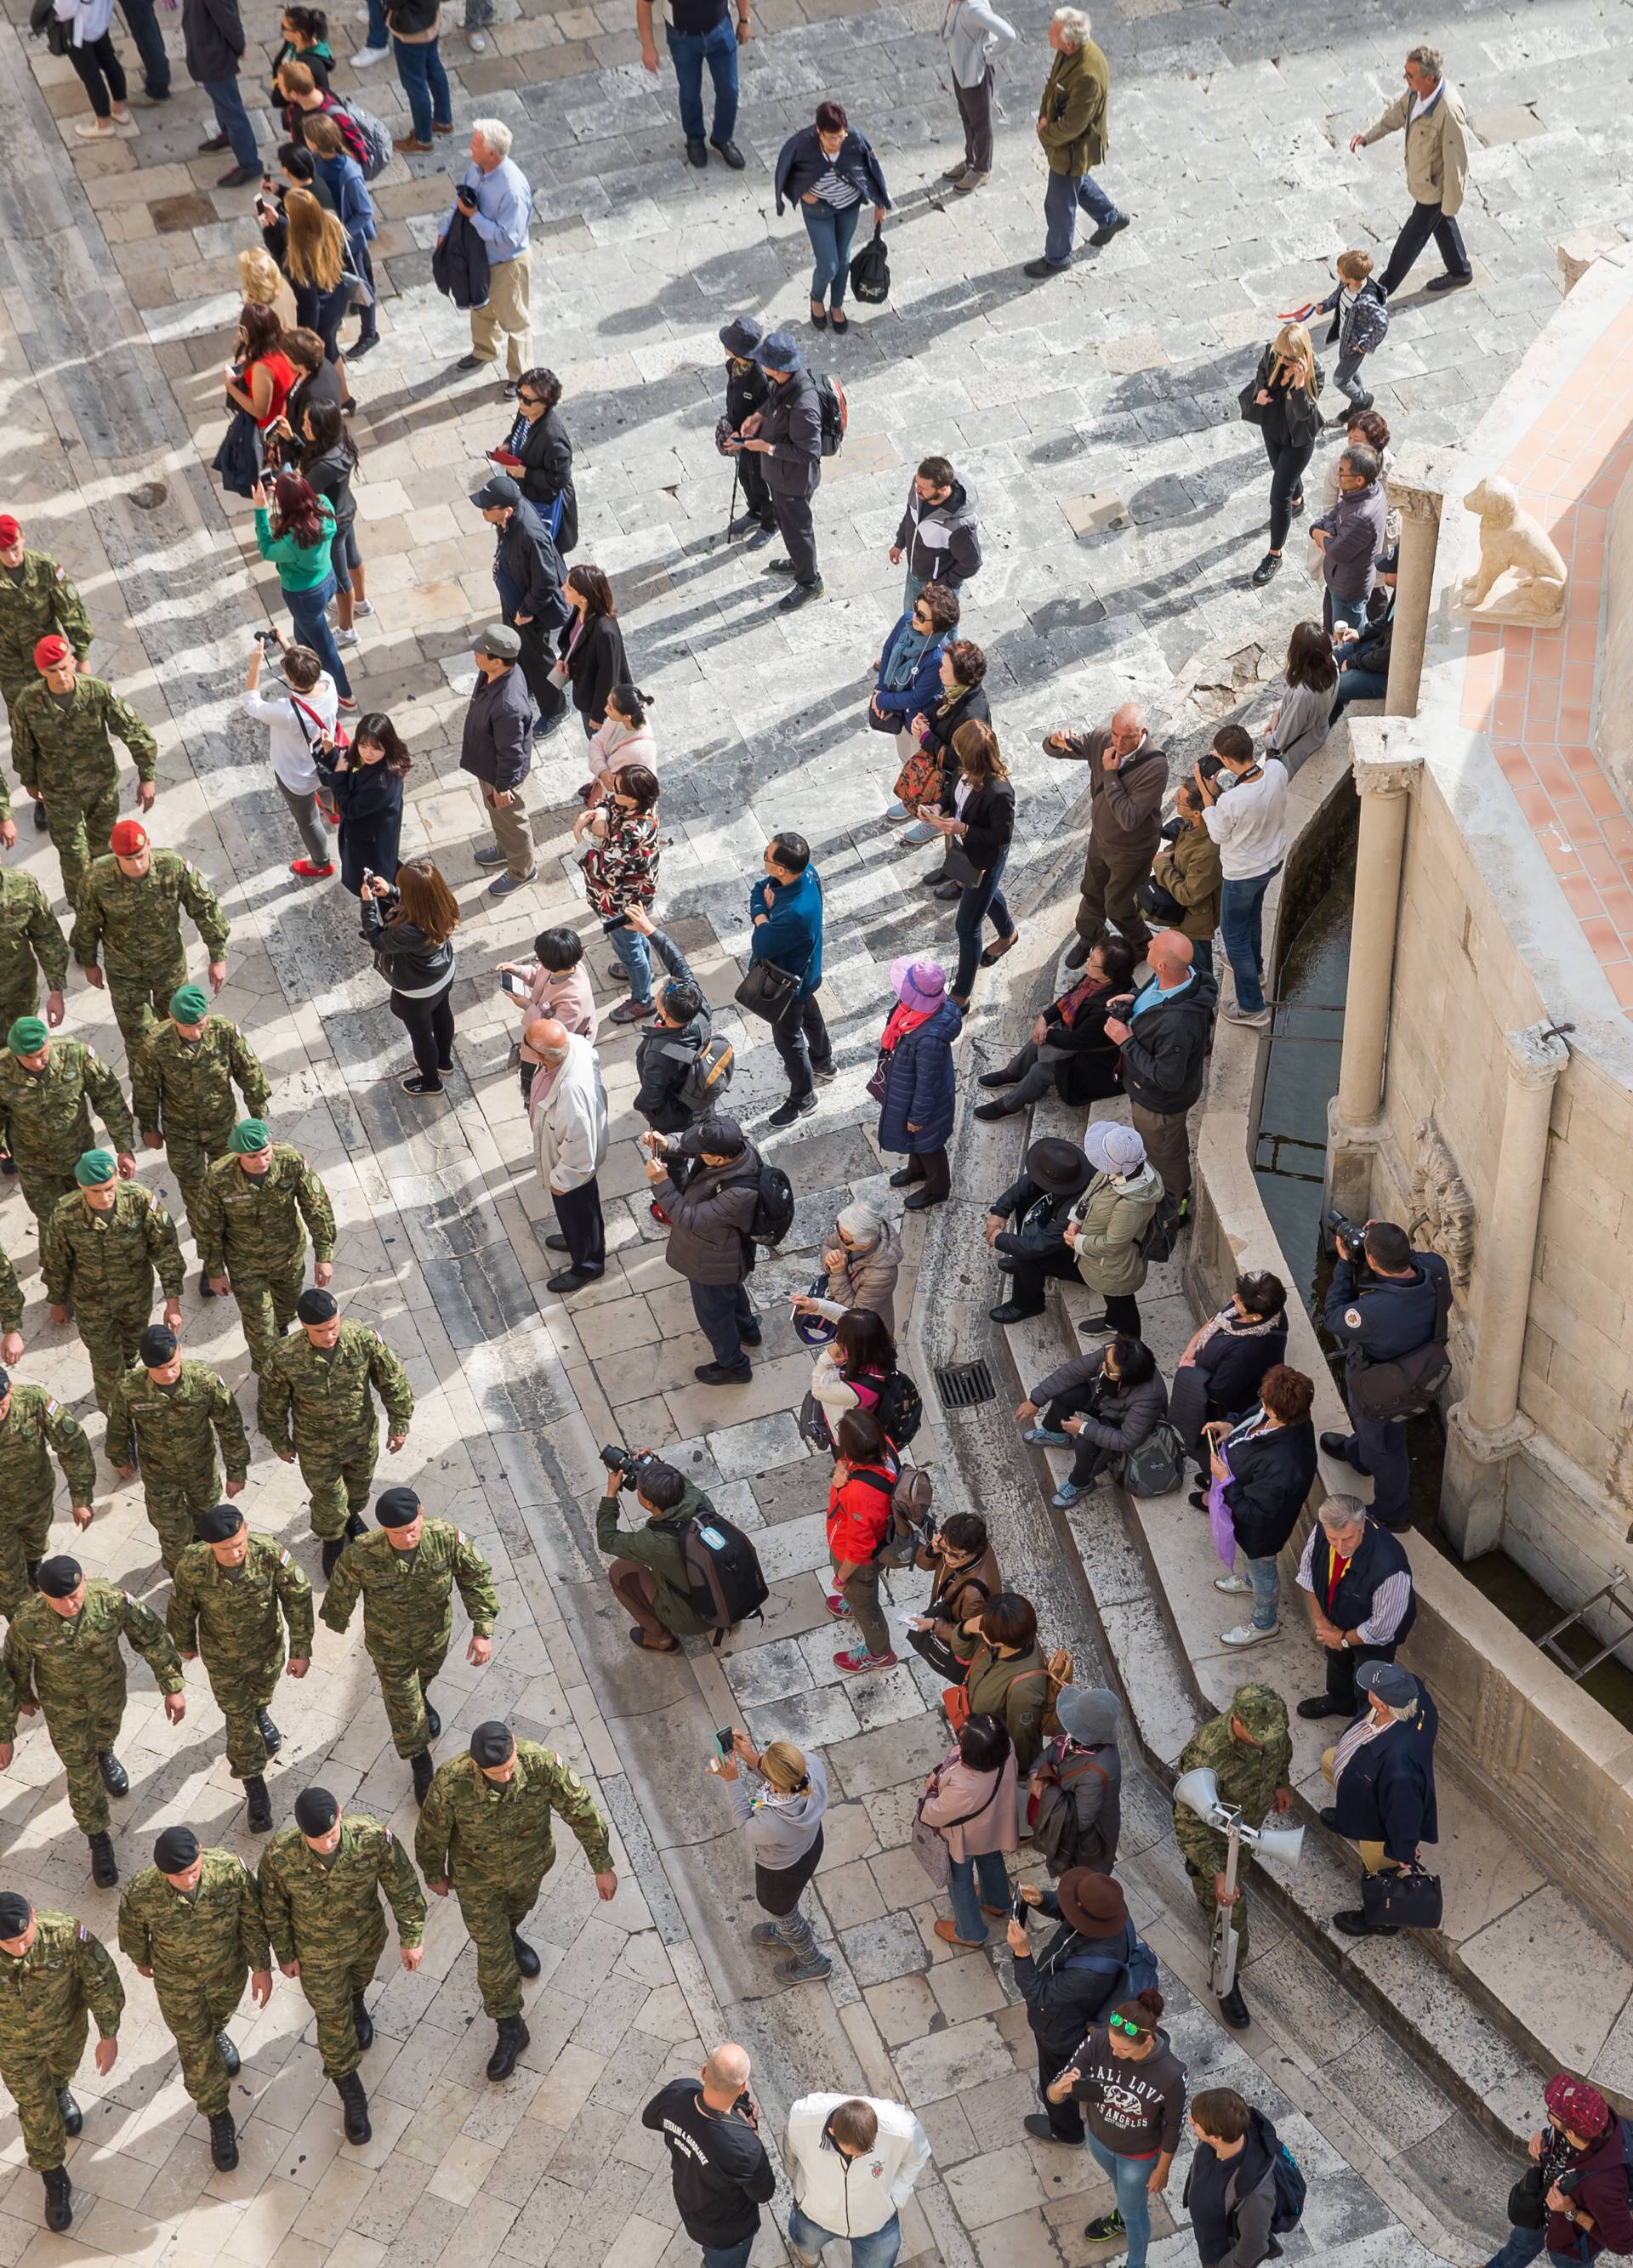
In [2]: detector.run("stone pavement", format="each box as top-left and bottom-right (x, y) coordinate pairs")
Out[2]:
(2, 0), (1624, 2257)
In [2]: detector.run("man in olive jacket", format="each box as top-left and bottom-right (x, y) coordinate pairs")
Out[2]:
(1025, 7), (1129, 278)
(644, 1114), (764, 1385)
(1351, 44), (1471, 298)
(596, 1457), (718, 1652)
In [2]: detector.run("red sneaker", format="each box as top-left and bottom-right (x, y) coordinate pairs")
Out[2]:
(824, 1593), (851, 1619)
(834, 1649), (897, 1675)
(290, 859), (335, 878)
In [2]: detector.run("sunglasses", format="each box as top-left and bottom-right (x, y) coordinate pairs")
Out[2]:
(518, 393), (541, 406)
(912, 609), (932, 626)
(1107, 2014), (1147, 2039)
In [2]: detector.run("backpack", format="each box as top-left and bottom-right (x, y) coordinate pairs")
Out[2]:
(1073, 1929), (1160, 2032)
(680, 1509), (768, 1647)
(1345, 1267), (1453, 1421)
(746, 1162), (794, 1247)
(1136, 1194), (1181, 1265)
(1268, 2134), (1306, 2234)
(1029, 1749), (1108, 1873)
(1116, 1418), (1185, 1498)
(873, 1369), (923, 1449)
(848, 220), (890, 306)
(676, 1032), (734, 1121)
(328, 94), (391, 179)
(813, 372), (847, 458)
(949, 1644), (1074, 1737)
(852, 1462), (936, 1566)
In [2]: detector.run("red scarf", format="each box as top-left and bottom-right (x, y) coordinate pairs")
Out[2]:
(881, 1001), (936, 1053)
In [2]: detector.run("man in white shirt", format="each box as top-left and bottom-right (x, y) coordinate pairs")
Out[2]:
(782, 2093), (930, 2268)
(242, 635), (337, 879)
(526, 1018), (608, 1293)
(1195, 725), (1287, 1032)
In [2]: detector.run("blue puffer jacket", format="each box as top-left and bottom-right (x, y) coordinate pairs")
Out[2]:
(871, 616), (947, 728)
(877, 998), (963, 1154)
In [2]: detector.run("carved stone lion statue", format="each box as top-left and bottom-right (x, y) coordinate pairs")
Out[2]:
(1454, 475), (1568, 622)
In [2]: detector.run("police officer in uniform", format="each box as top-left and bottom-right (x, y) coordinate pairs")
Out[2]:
(1171, 1681), (1292, 2031)
(1320, 1217), (1451, 1533)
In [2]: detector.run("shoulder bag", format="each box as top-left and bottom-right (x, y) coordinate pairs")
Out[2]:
(1359, 1860), (1442, 1931)
(734, 957), (800, 1022)
(909, 1766), (999, 1890)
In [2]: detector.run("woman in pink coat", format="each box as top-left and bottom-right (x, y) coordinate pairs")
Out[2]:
(920, 1713), (1019, 1947)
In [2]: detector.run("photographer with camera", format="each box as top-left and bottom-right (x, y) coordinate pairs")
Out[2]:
(242, 633), (338, 878)
(709, 1728), (831, 1984)
(642, 2045), (775, 2268)
(595, 1447), (720, 1654)
(1319, 1217), (1451, 1534)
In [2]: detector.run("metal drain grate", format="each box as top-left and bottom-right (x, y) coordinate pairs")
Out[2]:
(935, 1361), (998, 1411)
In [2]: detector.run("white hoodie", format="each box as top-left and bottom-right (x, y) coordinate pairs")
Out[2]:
(783, 2095), (930, 2240)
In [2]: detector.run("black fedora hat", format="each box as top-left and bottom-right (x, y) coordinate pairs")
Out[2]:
(1024, 1138), (1094, 1199)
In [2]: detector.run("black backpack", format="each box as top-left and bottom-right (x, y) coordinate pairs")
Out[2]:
(680, 1509), (768, 1647)
(873, 1370), (923, 1448)
(813, 372), (848, 457)
(1269, 2132), (1306, 2234)
(848, 221), (890, 306)
(1136, 1195), (1181, 1265)
(747, 1162), (795, 1247)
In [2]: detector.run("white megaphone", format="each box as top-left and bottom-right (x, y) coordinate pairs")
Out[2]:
(1173, 1767), (1305, 2001)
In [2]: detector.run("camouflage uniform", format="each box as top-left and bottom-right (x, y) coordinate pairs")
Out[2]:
(7, 675), (158, 912)
(0, 1037), (134, 1230)
(0, 1578), (185, 1833)
(117, 1851), (270, 2115)
(258, 1323), (414, 1544)
(106, 1358), (252, 1572)
(168, 1534), (314, 1780)
(257, 1816), (425, 2077)
(0, 552), (92, 715)
(71, 851), (231, 1058)
(1172, 1681), (1294, 1967)
(0, 1242), (20, 1341)
(0, 1384), (95, 1616)
(191, 1146), (336, 1378)
(322, 1521), (500, 1758)
(0, 869), (70, 1032)
(132, 1017), (270, 1241)
(0, 1913), (122, 2172)
(41, 1181), (185, 1419)
(416, 1742), (612, 2021)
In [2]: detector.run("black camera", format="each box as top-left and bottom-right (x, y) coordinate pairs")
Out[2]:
(1196, 749), (1224, 782)
(256, 628), (282, 652)
(600, 1442), (660, 1492)
(1323, 1211), (1368, 1260)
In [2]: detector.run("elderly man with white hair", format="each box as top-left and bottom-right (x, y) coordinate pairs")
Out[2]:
(441, 119), (535, 386)
(1024, 6), (1129, 279)
(1044, 698), (1168, 966)
(526, 1015), (608, 1293)
(1318, 1655), (1439, 1938)
(1294, 1492), (1416, 1722)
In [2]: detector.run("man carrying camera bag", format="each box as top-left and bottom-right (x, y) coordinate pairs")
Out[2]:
(1320, 1218), (1450, 1534)
(595, 1449), (724, 1653)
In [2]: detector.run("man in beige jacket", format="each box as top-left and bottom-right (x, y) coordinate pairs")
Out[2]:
(1351, 44), (1471, 297)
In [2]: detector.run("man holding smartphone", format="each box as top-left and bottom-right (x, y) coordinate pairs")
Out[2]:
(641, 2045), (775, 2268)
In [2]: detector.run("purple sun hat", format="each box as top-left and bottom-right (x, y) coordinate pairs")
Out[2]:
(890, 957), (947, 1013)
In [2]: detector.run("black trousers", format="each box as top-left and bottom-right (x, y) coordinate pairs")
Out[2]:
(739, 449), (775, 529)
(67, 31), (128, 114)
(771, 989), (831, 1100)
(1037, 2041), (1084, 2144)
(771, 486), (820, 587)
(1263, 429), (1315, 553)
(1380, 198), (1471, 296)
(511, 616), (569, 726)
(1041, 1394), (1119, 1490)
(551, 1176), (606, 1276)
(1324, 1637), (1397, 1712)
(1004, 1246), (1078, 1316)
(390, 982), (453, 1082)
(899, 1147), (951, 1200)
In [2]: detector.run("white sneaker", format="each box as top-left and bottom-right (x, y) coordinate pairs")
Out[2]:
(333, 627), (361, 649)
(467, 26), (487, 48)
(351, 41), (389, 63)
(1223, 1003), (1272, 1029)
(352, 599), (373, 617)
(1213, 1573), (1250, 1594)
(1220, 1622), (1278, 1646)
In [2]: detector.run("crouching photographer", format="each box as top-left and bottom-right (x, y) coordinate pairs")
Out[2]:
(595, 1447), (719, 1655)
(1319, 1217), (1451, 1534)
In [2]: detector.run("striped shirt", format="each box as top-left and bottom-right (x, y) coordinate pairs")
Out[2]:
(1295, 1530), (1413, 1645)
(809, 165), (862, 208)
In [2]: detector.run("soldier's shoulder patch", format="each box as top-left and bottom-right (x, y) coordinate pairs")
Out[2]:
(372, 1331), (382, 1344)
(54, 566), (66, 582)
(145, 1194), (159, 1212)
(455, 1528), (465, 1544)
(124, 1591), (135, 1607)
(77, 1922), (87, 1941)
(382, 1827), (393, 1845)
(45, 1397), (60, 1416)
(278, 1549), (291, 1566)
(1344, 1308), (1363, 1327)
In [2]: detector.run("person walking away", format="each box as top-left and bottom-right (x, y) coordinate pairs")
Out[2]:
(250, 474), (354, 708)
(315, 712), (408, 893)
(891, 458), (982, 604)
(920, 1712), (1018, 1948)
(1260, 622), (1335, 780)
(1243, 323), (1322, 587)
(1168, 1269), (1288, 1469)
(1318, 1658), (1438, 1937)
(384, 0), (448, 150)
(1020, 1333), (1167, 1510)
(1318, 1214), (1450, 1531)
(1028, 1682), (1120, 1876)
(1194, 728), (1287, 1030)
(498, 928), (595, 1106)
(825, 1408), (900, 1675)
(1026, 7), (1129, 277)
(572, 763), (660, 1025)
(772, 103), (890, 334)
(730, 333), (825, 608)
(751, 832), (833, 1123)
(1351, 46), (1471, 298)
(1101, 929), (1216, 1214)
(1309, 444), (1386, 633)
(596, 1452), (720, 1653)
(1043, 700), (1166, 969)
(360, 864), (457, 1097)
(1184, 2089), (1288, 2268)
(713, 1731), (831, 1982)
(1293, 1494), (1416, 1720)
(1011, 1867), (1142, 2143)
(719, 316), (776, 545)
(525, 1017), (607, 1293)
(645, 1114), (763, 1384)
(1484, 2076), (1633, 2268)
(939, 0), (1015, 193)
(784, 2094), (931, 2267)
(1067, 1120), (1164, 1339)
(242, 634), (336, 878)
(447, 124), (532, 381)
(642, 2046), (776, 2268)
(875, 955), (961, 1211)
(637, 0), (748, 169)
(56, 0), (140, 142)
(1044, 1990), (1186, 2260)
(925, 719), (1017, 1002)
(469, 473), (569, 733)
(460, 624), (537, 898)
(1209, 1363), (1318, 1647)
(1171, 1683), (1291, 2030)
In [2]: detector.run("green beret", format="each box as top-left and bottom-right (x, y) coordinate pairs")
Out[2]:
(75, 1151), (116, 1186)
(228, 1120), (270, 1155)
(170, 984), (209, 1024)
(7, 1017), (47, 1054)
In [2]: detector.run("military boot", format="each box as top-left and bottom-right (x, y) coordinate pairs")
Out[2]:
(88, 1832), (118, 1888)
(208, 2111), (238, 2171)
(511, 1932), (541, 1979)
(98, 1752), (128, 1796)
(421, 1684), (441, 1740)
(215, 2031), (241, 2078)
(320, 1538), (345, 1579)
(255, 1708), (282, 1756)
(334, 2072), (371, 2145)
(25, 1559), (39, 1589)
(486, 2016), (529, 2082)
(411, 1750), (434, 1805)
(343, 1511), (368, 1544)
(351, 1992), (373, 2052)
(42, 2169), (72, 2233)
(1218, 1983), (1251, 2030)
(244, 1776), (273, 1833)
(56, 2089), (83, 2136)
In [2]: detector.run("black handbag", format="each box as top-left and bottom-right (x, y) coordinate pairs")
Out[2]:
(1506, 2169), (1547, 2231)
(941, 844), (982, 890)
(1360, 1861), (1442, 1931)
(1137, 873), (1186, 925)
(734, 958), (800, 1022)
(849, 219), (890, 305)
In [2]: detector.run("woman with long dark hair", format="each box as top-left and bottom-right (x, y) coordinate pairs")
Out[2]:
(251, 469), (355, 705)
(299, 401), (367, 641)
(919, 1713), (1018, 1948)
(316, 710), (409, 890)
(225, 304), (299, 431)
(1261, 620), (1336, 778)
(572, 760), (659, 1024)
(553, 565), (629, 736)
(925, 719), (1016, 1003)
(807, 1305), (896, 1436)
(361, 858), (458, 1096)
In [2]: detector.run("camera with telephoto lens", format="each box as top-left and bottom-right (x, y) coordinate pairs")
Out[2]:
(1323, 1211), (1368, 1262)
(600, 1443), (660, 1492)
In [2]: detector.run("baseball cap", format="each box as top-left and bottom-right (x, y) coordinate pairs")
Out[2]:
(469, 475), (521, 509)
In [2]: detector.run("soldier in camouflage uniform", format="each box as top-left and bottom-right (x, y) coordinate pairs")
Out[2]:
(0, 868), (69, 1037)
(0, 1018), (135, 1231)
(417, 1721), (617, 2082)
(0, 515), (93, 727)
(117, 1824), (273, 2172)
(323, 1485), (499, 1805)
(42, 1149), (184, 1422)
(259, 1288), (414, 1576)
(259, 1785), (425, 2146)
(133, 984), (270, 1276)
(169, 1503), (314, 1833)
(1172, 1681), (1293, 2030)
(108, 1323), (251, 1573)
(8, 637), (157, 911)
(0, 1242), (24, 1366)
(0, 1555), (187, 1886)
(192, 1118), (336, 1378)
(0, 1369), (95, 1615)
(71, 821), (230, 1058)
(0, 1890), (123, 2234)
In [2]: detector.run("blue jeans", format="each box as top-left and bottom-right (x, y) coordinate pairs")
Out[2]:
(1042, 167), (1119, 266)
(700, 2240), (755, 2268)
(394, 35), (451, 140)
(953, 851), (1014, 998)
(284, 573), (354, 702)
(1331, 659), (1387, 717)
(802, 198), (862, 308)
(947, 1849), (1010, 1945)
(1085, 2134), (1154, 2268)
(362, 0), (388, 43)
(200, 77), (259, 170)
(789, 2203), (901, 2268)
(1240, 1551), (1281, 1631)
(118, 0), (170, 95)
(1190, 934), (1214, 980)
(1483, 2232), (1579, 2268)
(609, 922), (652, 1007)
(666, 16), (737, 145)
(1328, 591), (1368, 634)
(1219, 865), (1278, 1016)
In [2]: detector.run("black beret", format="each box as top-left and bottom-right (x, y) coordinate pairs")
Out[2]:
(297, 1288), (339, 1325)
(195, 1503), (245, 1543)
(293, 1787), (339, 1835)
(469, 1721), (515, 1768)
(139, 1324), (179, 1365)
(153, 1826), (200, 1873)
(36, 1556), (82, 1598)
(376, 1486), (421, 1529)
(0, 1892), (32, 1936)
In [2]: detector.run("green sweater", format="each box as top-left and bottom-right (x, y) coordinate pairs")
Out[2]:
(255, 500), (337, 593)
(595, 1478), (714, 1637)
